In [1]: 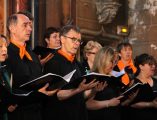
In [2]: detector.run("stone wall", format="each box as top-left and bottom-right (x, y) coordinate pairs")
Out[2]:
(128, 0), (157, 58)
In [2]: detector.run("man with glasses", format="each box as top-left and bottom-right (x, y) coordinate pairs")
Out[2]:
(43, 25), (98, 120)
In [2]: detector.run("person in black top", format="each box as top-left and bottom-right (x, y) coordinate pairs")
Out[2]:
(124, 53), (157, 120)
(6, 11), (58, 120)
(0, 34), (13, 120)
(113, 42), (137, 86)
(86, 47), (123, 120)
(113, 42), (137, 120)
(43, 25), (98, 120)
(33, 27), (61, 66)
(0, 34), (46, 120)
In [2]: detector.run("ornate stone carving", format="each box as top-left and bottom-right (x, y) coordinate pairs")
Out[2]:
(95, 0), (121, 24)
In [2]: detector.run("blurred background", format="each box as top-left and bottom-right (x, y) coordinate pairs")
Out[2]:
(1, 0), (157, 59)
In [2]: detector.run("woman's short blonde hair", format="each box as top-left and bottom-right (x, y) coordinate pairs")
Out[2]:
(92, 47), (115, 74)
(83, 40), (102, 59)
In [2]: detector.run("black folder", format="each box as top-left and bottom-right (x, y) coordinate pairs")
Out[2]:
(120, 82), (143, 96)
(19, 70), (76, 91)
(63, 72), (123, 89)
(19, 71), (122, 91)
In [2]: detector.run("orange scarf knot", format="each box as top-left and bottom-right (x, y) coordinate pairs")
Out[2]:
(58, 49), (75, 62)
(117, 59), (137, 85)
(11, 40), (33, 61)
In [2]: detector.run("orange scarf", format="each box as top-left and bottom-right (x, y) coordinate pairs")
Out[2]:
(58, 49), (75, 62)
(11, 40), (33, 61)
(117, 59), (136, 85)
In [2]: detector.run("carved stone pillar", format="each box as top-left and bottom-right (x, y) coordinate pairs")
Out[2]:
(95, 0), (121, 24)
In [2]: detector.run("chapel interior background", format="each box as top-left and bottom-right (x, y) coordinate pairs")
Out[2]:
(1, 0), (157, 59)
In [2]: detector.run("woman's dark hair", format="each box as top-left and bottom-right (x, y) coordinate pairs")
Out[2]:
(134, 53), (157, 76)
(44, 27), (60, 39)
(43, 27), (60, 47)
(116, 42), (132, 53)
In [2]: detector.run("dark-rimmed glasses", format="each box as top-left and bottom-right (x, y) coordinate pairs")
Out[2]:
(63, 35), (83, 44)
(88, 52), (96, 55)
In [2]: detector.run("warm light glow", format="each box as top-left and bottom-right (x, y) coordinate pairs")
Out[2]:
(121, 28), (127, 33)
(117, 25), (129, 36)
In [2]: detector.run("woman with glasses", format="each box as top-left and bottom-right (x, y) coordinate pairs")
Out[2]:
(124, 53), (157, 120)
(82, 40), (102, 75)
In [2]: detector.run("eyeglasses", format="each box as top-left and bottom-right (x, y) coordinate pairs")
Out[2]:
(63, 35), (83, 44)
(88, 52), (96, 55)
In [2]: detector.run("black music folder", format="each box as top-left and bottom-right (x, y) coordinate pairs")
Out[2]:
(120, 82), (143, 96)
(19, 70), (76, 91)
(20, 71), (123, 91)
(63, 72), (123, 89)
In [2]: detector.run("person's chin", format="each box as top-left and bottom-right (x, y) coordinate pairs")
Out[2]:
(71, 51), (77, 55)
(25, 35), (31, 40)
(25, 38), (30, 42)
(72, 52), (76, 55)
(126, 58), (131, 61)
(0, 58), (6, 62)
(56, 44), (61, 48)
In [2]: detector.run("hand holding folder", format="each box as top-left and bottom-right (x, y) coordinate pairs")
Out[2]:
(19, 71), (122, 91)
(120, 82), (143, 103)
(121, 82), (143, 96)
(63, 72), (123, 89)
(38, 83), (59, 96)
(19, 69), (76, 91)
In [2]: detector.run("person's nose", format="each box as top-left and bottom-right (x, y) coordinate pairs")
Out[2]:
(27, 25), (32, 32)
(57, 36), (60, 41)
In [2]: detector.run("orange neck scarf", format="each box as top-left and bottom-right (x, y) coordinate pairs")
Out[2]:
(58, 49), (75, 62)
(117, 59), (137, 85)
(11, 40), (33, 61)
(117, 59), (137, 73)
